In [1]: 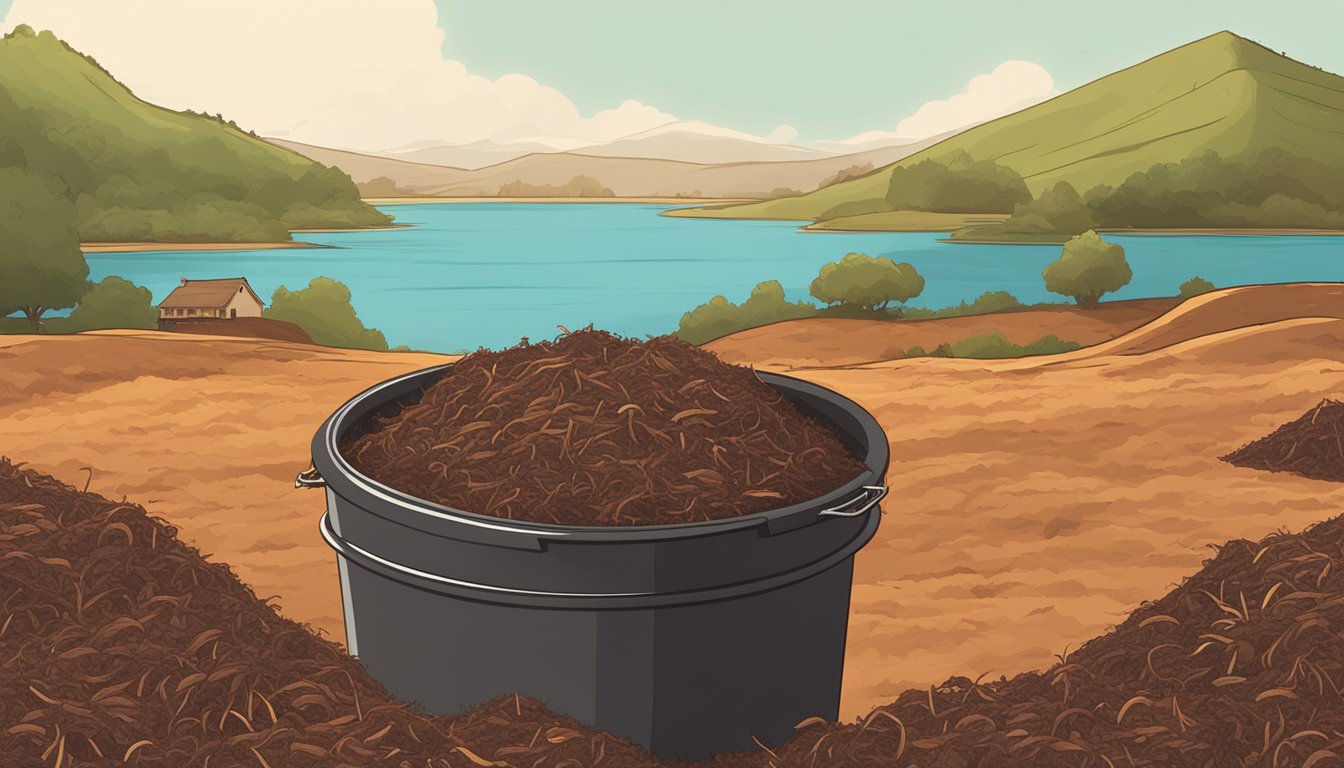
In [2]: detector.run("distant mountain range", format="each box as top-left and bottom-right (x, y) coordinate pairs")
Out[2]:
(698, 31), (1344, 220)
(374, 121), (842, 169)
(270, 129), (956, 199)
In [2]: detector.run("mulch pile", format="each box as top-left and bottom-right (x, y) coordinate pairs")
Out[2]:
(11, 446), (1344, 766)
(342, 329), (867, 526)
(0, 458), (658, 768)
(1222, 399), (1344, 482)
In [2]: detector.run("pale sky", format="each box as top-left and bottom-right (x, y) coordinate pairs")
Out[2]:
(2, 0), (1340, 151)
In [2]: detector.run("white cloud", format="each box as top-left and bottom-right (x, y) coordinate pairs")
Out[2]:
(894, 60), (1056, 139)
(765, 124), (799, 144)
(0, 0), (680, 151)
(823, 60), (1056, 148)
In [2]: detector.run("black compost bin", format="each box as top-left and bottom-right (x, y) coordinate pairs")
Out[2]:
(303, 365), (888, 761)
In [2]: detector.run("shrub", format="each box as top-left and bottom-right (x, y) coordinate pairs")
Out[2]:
(1178, 276), (1216, 299)
(948, 332), (1081, 359)
(1043, 230), (1132, 309)
(809, 253), (925, 313)
(676, 280), (816, 345)
(904, 291), (1022, 319)
(262, 277), (388, 351)
(66, 276), (157, 330)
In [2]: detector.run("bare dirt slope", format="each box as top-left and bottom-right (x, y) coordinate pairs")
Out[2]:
(705, 298), (1178, 368)
(3, 286), (1344, 721)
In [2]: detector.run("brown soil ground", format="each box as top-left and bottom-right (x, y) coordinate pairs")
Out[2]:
(160, 317), (315, 344)
(3, 284), (1344, 723)
(704, 297), (1180, 368)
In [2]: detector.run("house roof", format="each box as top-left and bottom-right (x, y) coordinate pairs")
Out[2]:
(157, 278), (264, 310)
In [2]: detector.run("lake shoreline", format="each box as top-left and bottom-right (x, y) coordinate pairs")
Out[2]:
(668, 206), (1344, 240)
(81, 241), (329, 253)
(80, 203), (1344, 353)
(81, 224), (415, 253)
(363, 196), (751, 206)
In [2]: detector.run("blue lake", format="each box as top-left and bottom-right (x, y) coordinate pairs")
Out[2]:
(85, 202), (1344, 352)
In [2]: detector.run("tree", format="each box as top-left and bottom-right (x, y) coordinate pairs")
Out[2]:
(1042, 230), (1132, 309)
(1178, 276), (1216, 299)
(262, 277), (388, 350)
(67, 276), (157, 330)
(809, 253), (925, 313)
(0, 168), (90, 329)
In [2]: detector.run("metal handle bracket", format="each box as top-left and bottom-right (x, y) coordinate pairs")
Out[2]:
(817, 485), (888, 519)
(295, 466), (327, 489)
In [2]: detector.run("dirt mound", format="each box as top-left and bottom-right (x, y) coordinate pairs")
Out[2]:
(705, 298), (1175, 369)
(1222, 399), (1344, 482)
(0, 458), (656, 767)
(343, 330), (866, 526)
(1073, 283), (1344, 360)
(161, 316), (315, 344)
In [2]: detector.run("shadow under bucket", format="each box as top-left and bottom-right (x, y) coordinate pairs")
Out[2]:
(305, 366), (889, 761)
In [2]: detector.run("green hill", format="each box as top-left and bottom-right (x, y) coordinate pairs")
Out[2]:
(693, 31), (1344, 221)
(0, 25), (389, 242)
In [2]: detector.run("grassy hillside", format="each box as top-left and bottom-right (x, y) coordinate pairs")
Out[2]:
(695, 31), (1344, 221)
(0, 26), (389, 242)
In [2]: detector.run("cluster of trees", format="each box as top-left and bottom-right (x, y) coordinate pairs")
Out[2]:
(812, 148), (1344, 234)
(498, 175), (614, 197)
(820, 152), (1032, 220)
(0, 25), (389, 243)
(358, 176), (416, 197)
(678, 253), (928, 344)
(1001, 150), (1344, 235)
(1, 163), (389, 347)
(677, 232), (1220, 345)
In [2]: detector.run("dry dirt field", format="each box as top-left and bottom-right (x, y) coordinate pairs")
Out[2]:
(3, 283), (1344, 721)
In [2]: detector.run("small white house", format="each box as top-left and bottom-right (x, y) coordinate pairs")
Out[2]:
(157, 277), (264, 323)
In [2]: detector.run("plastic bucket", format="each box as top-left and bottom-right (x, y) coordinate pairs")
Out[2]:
(304, 365), (889, 760)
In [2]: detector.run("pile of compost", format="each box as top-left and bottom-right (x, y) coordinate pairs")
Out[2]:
(11, 455), (1344, 766)
(1222, 398), (1344, 482)
(0, 459), (657, 768)
(712, 512), (1344, 767)
(342, 329), (868, 526)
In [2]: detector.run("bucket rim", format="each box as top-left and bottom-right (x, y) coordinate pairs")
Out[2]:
(320, 506), (879, 608)
(313, 364), (889, 544)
